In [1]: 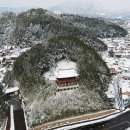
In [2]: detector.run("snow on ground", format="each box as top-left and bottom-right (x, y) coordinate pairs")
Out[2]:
(0, 46), (30, 83)
(120, 79), (130, 93)
(106, 82), (115, 98)
(0, 67), (6, 83)
(44, 60), (77, 80)
(55, 68), (78, 79)
(101, 22), (130, 109)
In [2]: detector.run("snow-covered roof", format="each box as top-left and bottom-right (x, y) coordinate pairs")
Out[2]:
(5, 87), (19, 94)
(107, 44), (115, 48)
(4, 45), (14, 50)
(0, 57), (3, 61)
(55, 68), (78, 79)
(44, 60), (78, 80)
(107, 94), (115, 98)
(105, 57), (117, 66)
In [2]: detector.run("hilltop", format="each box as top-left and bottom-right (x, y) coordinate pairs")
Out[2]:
(60, 14), (127, 38)
(10, 36), (111, 126)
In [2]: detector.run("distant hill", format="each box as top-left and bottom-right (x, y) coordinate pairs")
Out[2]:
(0, 7), (28, 14)
(60, 14), (127, 38)
(0, 8), (126, 51)
(49, 0), (130, 19)
(49, 0), (107, 17)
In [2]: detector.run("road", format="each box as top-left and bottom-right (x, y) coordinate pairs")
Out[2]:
(73, 111), (130, 130)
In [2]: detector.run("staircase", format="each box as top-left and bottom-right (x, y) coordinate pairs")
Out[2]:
(14, 109), (26, 130)
(6, 111), (10, 130)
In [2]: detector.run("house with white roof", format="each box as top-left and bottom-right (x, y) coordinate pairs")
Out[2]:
(107, 44), (115, 52)
(4, 87), (20, 99)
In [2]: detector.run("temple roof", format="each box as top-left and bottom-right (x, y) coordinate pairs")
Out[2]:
(5, 87), (19, 94)
(55, 68), (78, 79)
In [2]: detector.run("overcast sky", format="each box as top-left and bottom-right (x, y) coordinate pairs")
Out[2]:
(0, 0), (130, 11)
(0, 0), (65, 8)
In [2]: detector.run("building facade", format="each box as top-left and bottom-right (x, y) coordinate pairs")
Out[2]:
(55, 68), (79, 92)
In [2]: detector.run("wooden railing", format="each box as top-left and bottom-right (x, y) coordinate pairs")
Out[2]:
(30, 109), (116, 130)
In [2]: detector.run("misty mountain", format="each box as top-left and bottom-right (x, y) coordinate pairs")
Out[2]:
(0, 7), (28, 13)
(49, 0), (130, 19)
(110, 11), (130, 19)
(50, 0), (108, 17)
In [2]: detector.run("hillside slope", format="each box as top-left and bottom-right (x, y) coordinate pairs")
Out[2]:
(10, 36), (111, 127)
(60, 14), (127, 38)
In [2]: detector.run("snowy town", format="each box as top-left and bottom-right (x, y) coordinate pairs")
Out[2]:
(0, 46), (30, 83)
(101, 19), (130, 111)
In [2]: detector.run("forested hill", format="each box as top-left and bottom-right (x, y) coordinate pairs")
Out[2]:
(0, 8), (127, 50)
(60, 14), (127, 38)
(10, 36), (111, 127)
